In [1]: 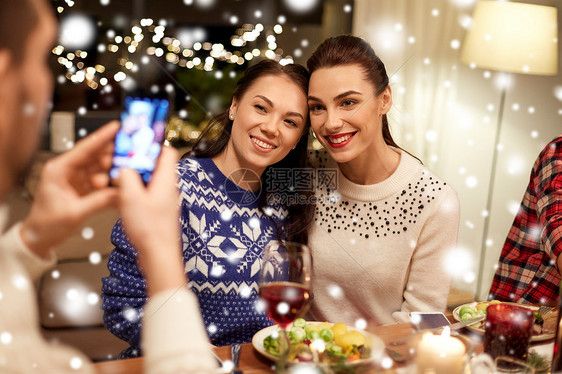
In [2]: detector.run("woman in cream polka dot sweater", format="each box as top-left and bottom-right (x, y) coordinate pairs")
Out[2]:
(305, 35), (460, 326)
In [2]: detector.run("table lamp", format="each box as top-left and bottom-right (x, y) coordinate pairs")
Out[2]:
(459, 0), (558, 297)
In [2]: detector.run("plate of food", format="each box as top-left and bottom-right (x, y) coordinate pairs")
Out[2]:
(252, 319), (385, 368)
(452, 301), (557, 342)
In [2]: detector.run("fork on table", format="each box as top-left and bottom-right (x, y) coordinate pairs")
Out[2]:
(230, 343), (242, 374)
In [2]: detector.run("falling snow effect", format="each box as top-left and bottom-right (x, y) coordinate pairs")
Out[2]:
(210, 265), (225, 277)
(531, 130), (539, 139)
(554, 86), (562, 102)
(249, 217), (260, 229)
(354, 318), (367, 330)
(381, 357), (393, 369)
(69, 357), (83, 370)
(425, 130), (438, 142)
(289, 365), (323, 374)
(22, 103), (36, 117)
(89, 251), (102, 265)
(327, 284), (343, 299)
(239, 285), (251, 298)
(277, 302), (290, 315)
(208, 324), (218, 334)
(220, 209), (233, 221)
(0, 332), (12, 345)
(87, 292), (99, 305)
(81, 227), (94, 240)
(443, 248), (474, 281)
(255, 299), (266, 313)
(60, 14), (96, 49)
(123, 307), (140, 323)
(465, 176), (478, 188)
(66, 288), (79, 301)
(463, 271), (475, 283)
(12, 274), (29, 290)
(284, 0), (319, 13)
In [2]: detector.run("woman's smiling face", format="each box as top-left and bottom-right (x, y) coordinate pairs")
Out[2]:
(307, 64), (391, 164)
(226, 73), (308, 175)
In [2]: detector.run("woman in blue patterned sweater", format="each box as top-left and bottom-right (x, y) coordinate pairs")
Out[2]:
(101, 60), (315, 356)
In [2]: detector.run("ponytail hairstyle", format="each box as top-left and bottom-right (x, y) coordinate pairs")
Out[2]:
(184, 59), (314, 244)
(307, 35), (419, 161)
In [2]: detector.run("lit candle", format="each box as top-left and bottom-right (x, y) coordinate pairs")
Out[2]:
(416, 327), (466, 374)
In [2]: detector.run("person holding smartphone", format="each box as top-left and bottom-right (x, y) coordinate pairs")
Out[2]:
(102, 59), (315, 355)
(0, 1), (216, 371)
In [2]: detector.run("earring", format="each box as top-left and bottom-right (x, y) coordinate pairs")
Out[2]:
(229, 114), (234, 120)
(292, 145), (296, 150)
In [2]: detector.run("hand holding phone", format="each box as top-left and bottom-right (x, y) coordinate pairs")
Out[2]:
(109, 95), (169, 185)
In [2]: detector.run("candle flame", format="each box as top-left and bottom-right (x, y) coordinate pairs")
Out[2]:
(440, 326), (451, 338)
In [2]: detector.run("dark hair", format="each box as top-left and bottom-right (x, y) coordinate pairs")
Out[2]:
(307, 35), (418, 161)
(184, 59), (314, 244)
(0, 0), (39, 62)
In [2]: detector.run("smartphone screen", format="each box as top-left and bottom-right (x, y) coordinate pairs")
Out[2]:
(109, 96), (169, 184)
(409, 312), (451, 330)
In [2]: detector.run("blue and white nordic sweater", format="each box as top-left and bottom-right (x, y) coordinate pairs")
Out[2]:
(101, 157), (286, 357)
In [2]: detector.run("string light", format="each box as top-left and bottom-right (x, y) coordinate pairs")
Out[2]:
(52, 10), (293, 92)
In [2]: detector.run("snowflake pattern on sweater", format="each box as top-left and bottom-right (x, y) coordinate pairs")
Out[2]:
(102, 158), (285, 356)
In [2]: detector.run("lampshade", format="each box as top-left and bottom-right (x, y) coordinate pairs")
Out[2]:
(461, 1), (558, 76)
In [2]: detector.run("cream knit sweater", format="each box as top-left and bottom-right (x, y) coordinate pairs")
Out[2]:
(308, 149), (460, 326)
(0, 206), (216, 373)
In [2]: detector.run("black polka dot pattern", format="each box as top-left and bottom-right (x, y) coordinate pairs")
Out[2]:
(312, 152), (446, 238)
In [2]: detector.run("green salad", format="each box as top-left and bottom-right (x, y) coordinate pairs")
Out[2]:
(263, 318), (371, 364)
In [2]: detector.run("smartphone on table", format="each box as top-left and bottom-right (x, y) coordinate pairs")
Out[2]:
(409, 312), (451, 330)
(109, 95), (169, 185)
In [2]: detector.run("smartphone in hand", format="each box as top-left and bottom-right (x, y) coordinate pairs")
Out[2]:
(109, 95), (169, 185)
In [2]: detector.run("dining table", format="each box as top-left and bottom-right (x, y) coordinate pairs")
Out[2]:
(93, 322), (415, 374)
(92, 311), (554, 374)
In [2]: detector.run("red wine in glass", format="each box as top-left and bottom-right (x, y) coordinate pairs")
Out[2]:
(259, 281), (311, 328)
(259, 241), (312, 372)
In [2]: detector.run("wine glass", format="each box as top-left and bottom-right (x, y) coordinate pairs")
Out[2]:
(259, 240), (312, 372)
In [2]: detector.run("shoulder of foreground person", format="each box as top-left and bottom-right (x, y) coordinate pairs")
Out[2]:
(0, 221), (57, 280)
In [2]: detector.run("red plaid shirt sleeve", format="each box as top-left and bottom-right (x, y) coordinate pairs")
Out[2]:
(489, 135), (562, 304)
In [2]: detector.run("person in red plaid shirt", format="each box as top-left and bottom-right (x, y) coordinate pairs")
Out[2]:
(489, 135), (562, 304)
